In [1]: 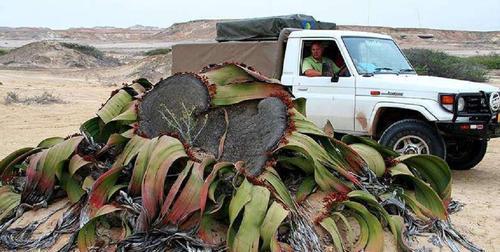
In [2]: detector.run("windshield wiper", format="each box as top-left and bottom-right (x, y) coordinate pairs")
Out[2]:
(373, 67), (397, 74)
(399, 68), (416, 73)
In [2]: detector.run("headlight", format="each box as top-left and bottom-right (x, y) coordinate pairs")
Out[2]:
(457, 97), (465, 111)
(490, 92), (500, 112)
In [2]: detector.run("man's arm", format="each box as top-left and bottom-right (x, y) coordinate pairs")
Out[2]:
(302, 58), (322, 77)
(304, 69), (322, 77)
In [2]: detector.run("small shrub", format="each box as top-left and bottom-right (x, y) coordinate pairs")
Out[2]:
(0, 48), (8, 56)
(60, 42), (105, 60)
(144, 48), (172, 56)
(403, 48), (489, 82)
(4, 91), (66, 105)
(465, 54), (500, 70)
(4, 91), (20, 104)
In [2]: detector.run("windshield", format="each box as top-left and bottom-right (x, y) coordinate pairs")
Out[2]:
(342, 37), (415, 75)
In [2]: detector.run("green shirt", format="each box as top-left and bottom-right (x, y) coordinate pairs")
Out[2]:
(302, 56), (340, 76)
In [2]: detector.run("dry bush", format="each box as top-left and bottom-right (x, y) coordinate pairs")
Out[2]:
(4, 91), (67, 105)
(403, 48), (489, 82)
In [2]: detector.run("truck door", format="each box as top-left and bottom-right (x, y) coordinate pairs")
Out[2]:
(293, 39), (356, 133)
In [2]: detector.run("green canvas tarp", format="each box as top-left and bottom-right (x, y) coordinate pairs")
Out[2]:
(216, 14), (336, 41)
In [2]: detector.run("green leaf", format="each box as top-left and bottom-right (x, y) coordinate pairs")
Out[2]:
(97, 133), (129, 155)
(396, 154), (452, 201)
(78, 204), (122, 251)
(158, 161), (193, 223)
(344, 201), (384, 252)
(200, 161), (234, 215)
(394, 174), (447, 220)
(276, 131), (355, 192)
(227, 178), (253, 249)
(44, 136), (84, 180)
(166, 160), (206, 225)
(0, 147), (34, 175)
(97, 90), (133, 124)
(341, 135), (399, 158)
(37, 137), (65, 148)
(111, 100), (138, 122)
(0, 186), (21, 221)
(22, 136), (83, 204)
(351, 212), (369, 251)
(201, 63), (256, 85)
(80, 117), (101, 140)
(388, 215), (412, 252)
(60, 171), (85, 203)
(314, 162), (352, 193)
(232, 185), (270, 252)
(295, 176), (316, 203)
(260, 170), (296, 210)
(290, 107), (326, 137)
(140, 136), (187, 225)
(82, 176), (95, 191)
(348, 190), (411, 251)
(211, 83), (286, 106)
(293, 97), (307, 116)
(319, 217), (344, 252)
(80, 117), (118, 143)
(389, 163), (413, 176)
(87, 135), (149, 217)
(107, 184), (127, 201)
(260, 201), (289, 250)
(277, 156), (314, 174)
(332, 212), (355, 250)
(198, 214), (227, 246)
(77, 217), (97, 252)
(127, 138), (158, 196)
(0, 147), (39, 182)
(68, 154), (91, 176)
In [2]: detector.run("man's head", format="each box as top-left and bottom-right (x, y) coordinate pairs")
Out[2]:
(311, 42), (324, 61)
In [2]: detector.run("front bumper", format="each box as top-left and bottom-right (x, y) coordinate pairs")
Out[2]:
(437, 92), (500, 139)
(437, 115), (500, 138)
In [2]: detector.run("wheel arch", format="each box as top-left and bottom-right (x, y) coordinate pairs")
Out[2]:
(370, 103), (438, 139)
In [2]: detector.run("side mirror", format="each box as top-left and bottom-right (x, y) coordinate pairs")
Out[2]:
(331, 73), (339, 83)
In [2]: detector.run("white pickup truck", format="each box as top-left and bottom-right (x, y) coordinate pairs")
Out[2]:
(172, 29), (500, 170)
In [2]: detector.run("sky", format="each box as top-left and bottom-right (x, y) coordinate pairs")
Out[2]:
(0, 0), (499, 31)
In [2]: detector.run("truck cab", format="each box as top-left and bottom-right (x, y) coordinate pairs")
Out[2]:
(281, 30), (500, 169)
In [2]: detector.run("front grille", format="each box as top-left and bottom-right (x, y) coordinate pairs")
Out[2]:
(463, 95), (490, 114)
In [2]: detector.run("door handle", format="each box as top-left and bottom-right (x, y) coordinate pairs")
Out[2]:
(297, 87), (308, 91)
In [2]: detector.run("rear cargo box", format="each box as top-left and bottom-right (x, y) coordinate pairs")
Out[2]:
(172, 41), (281, 78)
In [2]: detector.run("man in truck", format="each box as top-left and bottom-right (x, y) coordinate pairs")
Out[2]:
(302, 41), (340, 77)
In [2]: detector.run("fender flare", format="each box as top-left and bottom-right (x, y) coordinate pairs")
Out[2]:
(369, 102), (438, 134)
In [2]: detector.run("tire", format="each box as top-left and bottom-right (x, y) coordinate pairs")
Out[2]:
(446, 138), (487, 170)
(379, 119), (446, 159)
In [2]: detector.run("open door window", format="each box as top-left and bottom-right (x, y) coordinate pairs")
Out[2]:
(300, 40), (350, 78)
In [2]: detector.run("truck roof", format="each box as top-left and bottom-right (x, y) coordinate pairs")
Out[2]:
(288, 30), (392, 40)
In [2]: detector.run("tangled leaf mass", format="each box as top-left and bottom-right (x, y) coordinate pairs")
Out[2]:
(0, 63), (483, 251)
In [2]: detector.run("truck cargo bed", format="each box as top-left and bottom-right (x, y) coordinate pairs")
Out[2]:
(172, 41), (282, 78)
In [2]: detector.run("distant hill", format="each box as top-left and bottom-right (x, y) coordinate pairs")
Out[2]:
(0, 26), (162, 41)
(0, 21), (498, 56)
(0, 41), (120, 68)
(0, 20), (497, 43)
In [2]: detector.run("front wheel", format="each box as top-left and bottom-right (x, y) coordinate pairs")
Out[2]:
(446, 138), (487, 170)
(379, 119), (446, 159)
